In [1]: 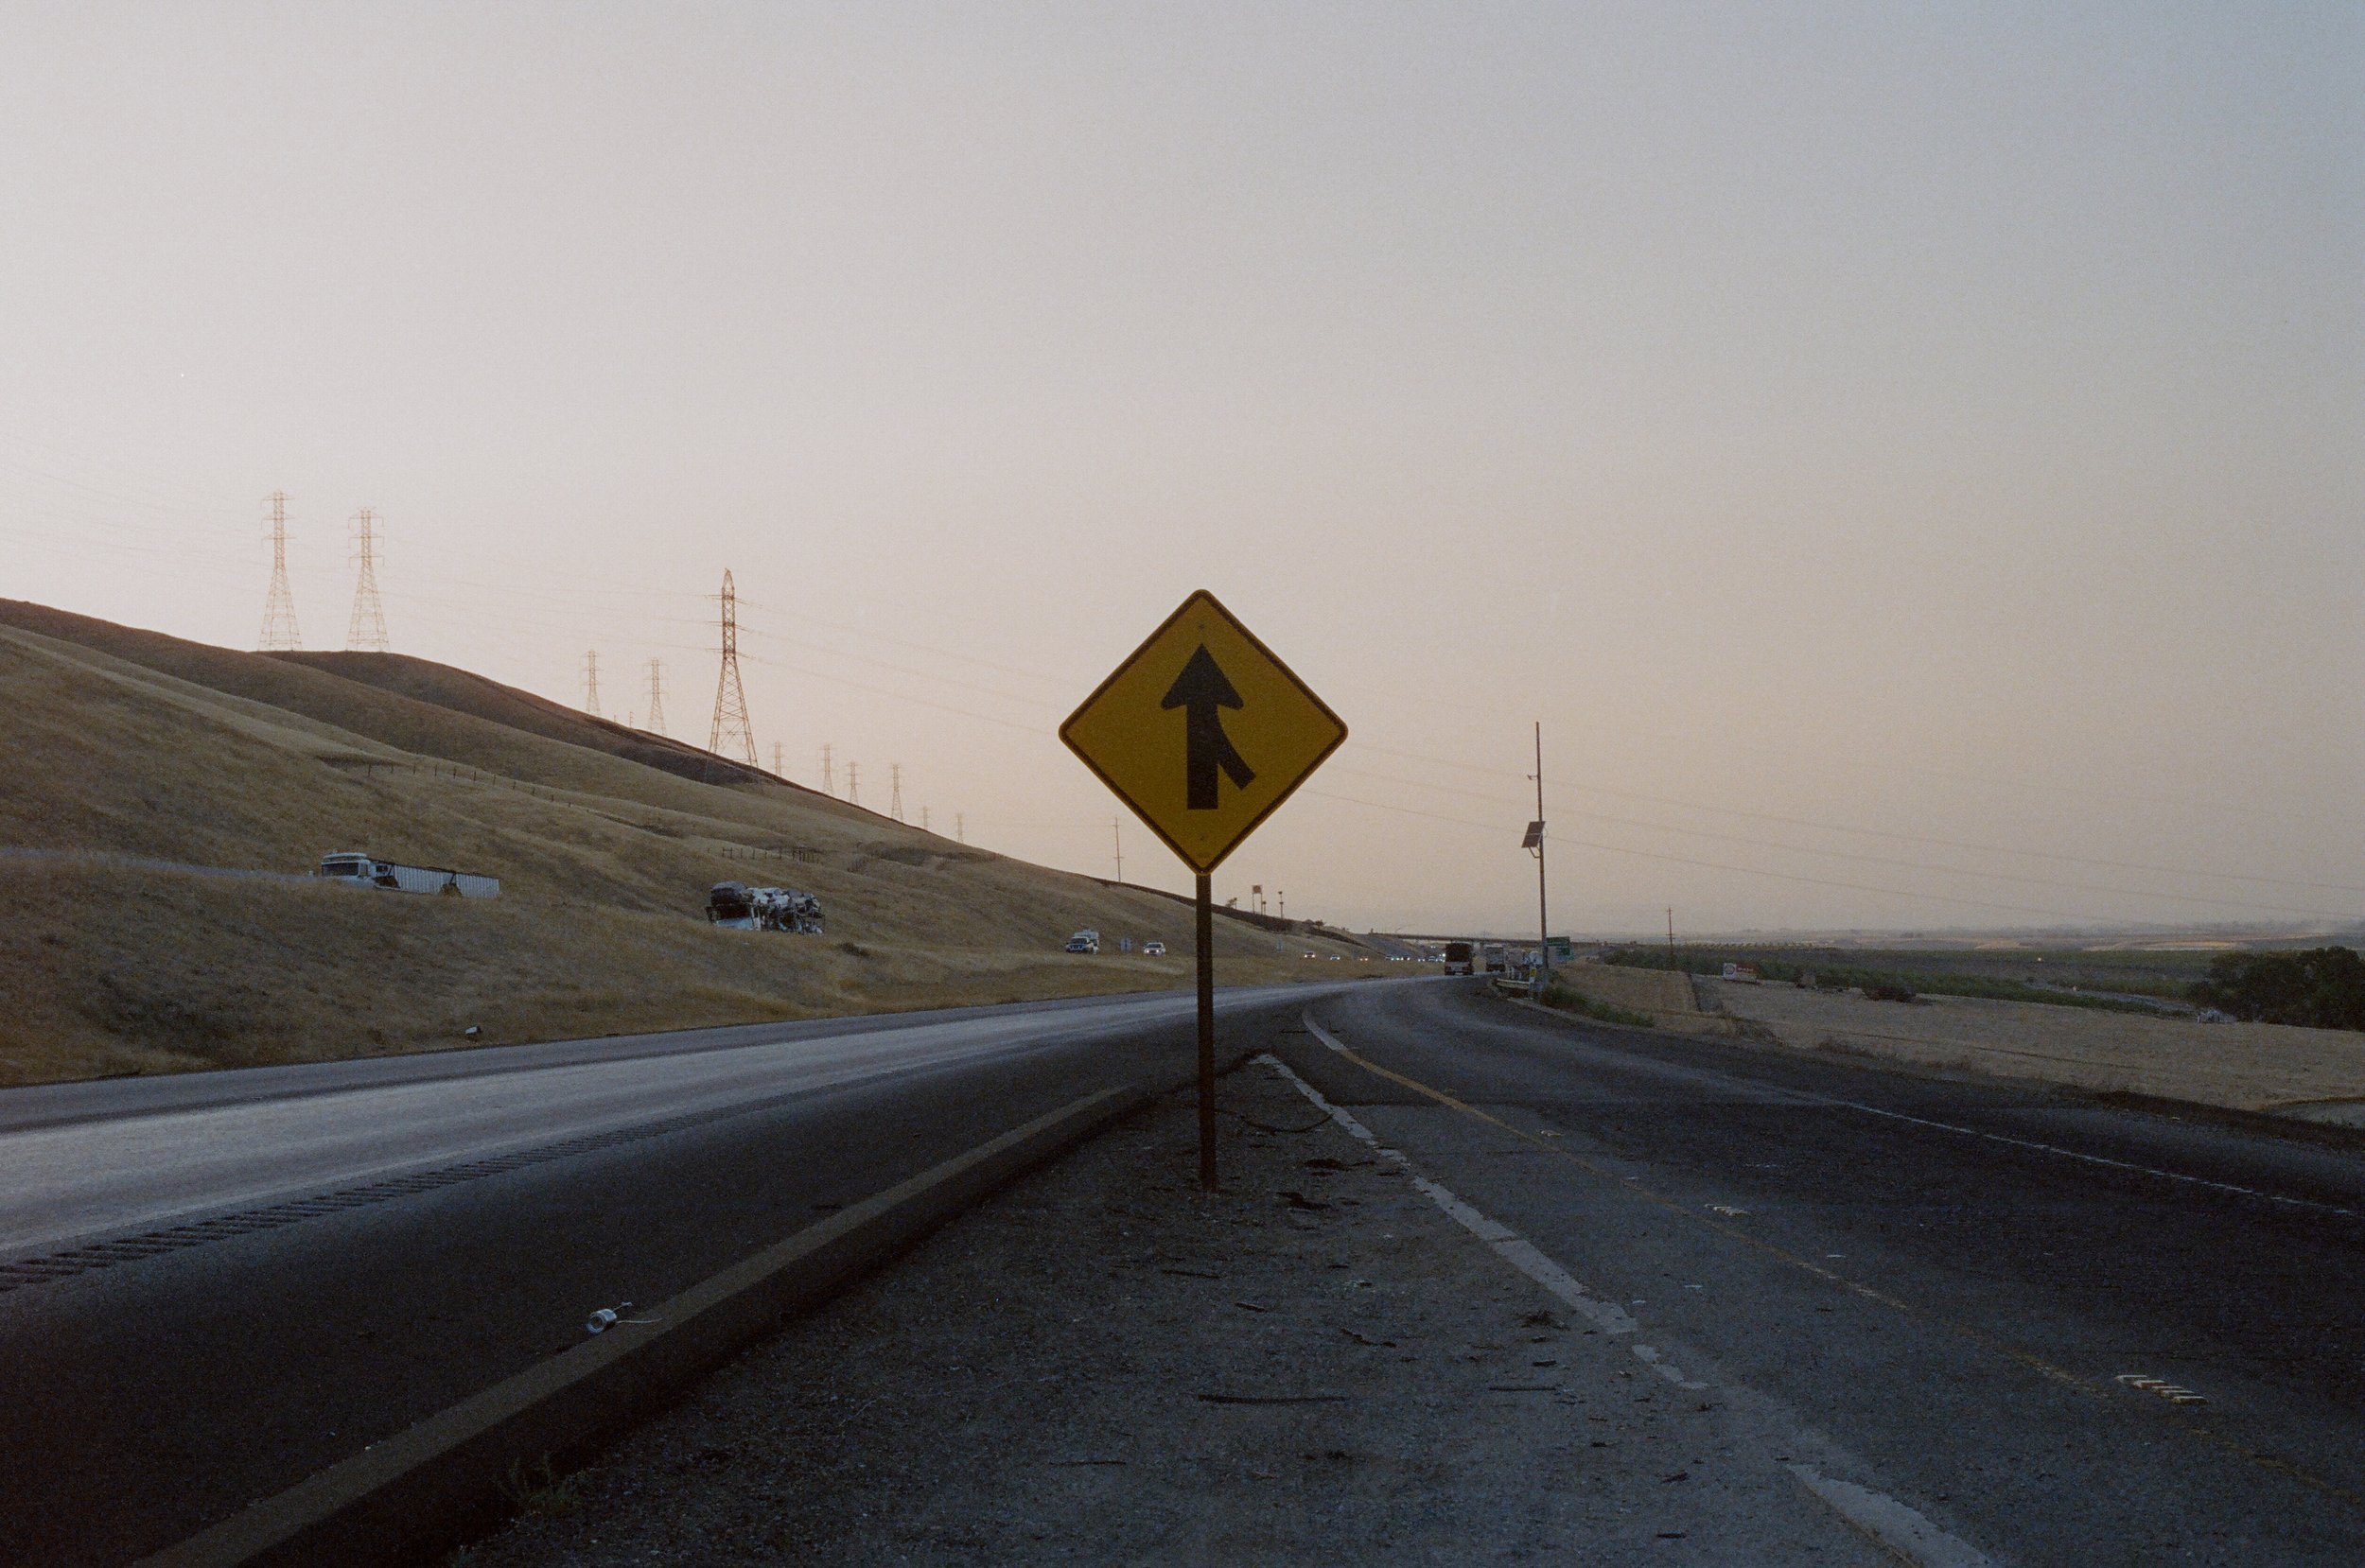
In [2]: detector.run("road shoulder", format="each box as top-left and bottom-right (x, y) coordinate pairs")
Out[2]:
(458, 1054), (1887, 1565)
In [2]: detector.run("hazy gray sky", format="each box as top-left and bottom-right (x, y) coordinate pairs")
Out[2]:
(4, 3), (2358, 936)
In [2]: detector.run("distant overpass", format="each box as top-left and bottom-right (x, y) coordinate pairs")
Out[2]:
(1362, 932), (1602, 959)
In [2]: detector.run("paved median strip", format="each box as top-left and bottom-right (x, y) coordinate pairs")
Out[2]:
(132, 1084), (1146, 1568)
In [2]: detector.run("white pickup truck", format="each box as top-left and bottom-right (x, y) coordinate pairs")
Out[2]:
(315, 852), (500, 898)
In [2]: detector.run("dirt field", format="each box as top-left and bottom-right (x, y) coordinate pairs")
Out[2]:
(1698, 975), (2365, 1119)
(1550, 963), (1736, 1035)
(0, 604), (1390, 1086)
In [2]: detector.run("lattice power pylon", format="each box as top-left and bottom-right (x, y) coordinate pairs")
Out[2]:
(258, 491), (303, 651)
(346, 508), (390, 652)
(646, 658), (668, 736)
(583, 651), (602, 717)
(708, 568), (757, 764)
(889, 762), (904, 822)
(821, 743), (834, 797)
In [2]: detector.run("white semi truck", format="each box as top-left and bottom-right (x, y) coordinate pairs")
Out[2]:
(315, 852), (500, 898)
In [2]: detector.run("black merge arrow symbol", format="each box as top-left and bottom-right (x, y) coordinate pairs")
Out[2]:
(1162, 644), (1256, 810)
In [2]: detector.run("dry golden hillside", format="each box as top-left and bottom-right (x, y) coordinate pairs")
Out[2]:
(0, 602), (1381, 1086)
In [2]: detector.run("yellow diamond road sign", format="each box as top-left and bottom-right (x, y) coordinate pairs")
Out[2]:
(1061, 590), (1346, 875)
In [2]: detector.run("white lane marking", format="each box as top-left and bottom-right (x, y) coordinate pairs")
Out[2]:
(1257, 1052), (1636, 1335)
(1515, 989), (2356, 1221)
(1629, 1342), (1709, 1390)
(1826, 1098), (2358, 1219)
(1789, 1466), (1999, 1568)
(1288, 1013), (2006, 1568)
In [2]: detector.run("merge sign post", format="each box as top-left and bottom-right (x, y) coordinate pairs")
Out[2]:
(1061, 590), (1347, 1188)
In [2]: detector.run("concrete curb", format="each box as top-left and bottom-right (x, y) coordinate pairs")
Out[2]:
(133, 1084), (1147, 1568)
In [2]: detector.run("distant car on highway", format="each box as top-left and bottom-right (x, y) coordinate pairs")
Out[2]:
(1064, 929), (1101, 954)
(1143, 940), (1166, 956)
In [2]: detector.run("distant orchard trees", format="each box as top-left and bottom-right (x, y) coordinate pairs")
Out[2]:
(2191, 947), (2365, 1032)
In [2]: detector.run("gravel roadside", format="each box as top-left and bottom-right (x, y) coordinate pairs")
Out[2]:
(455, 1052), (1883, 1565)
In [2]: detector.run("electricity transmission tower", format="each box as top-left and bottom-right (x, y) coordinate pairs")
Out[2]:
(257, 492), (303, 651)
(889, 763), (903, 822)
(646, 658), (668, 736)
(820, 743), (834, 797)
(846, 761), (860, 807)
(955, 812), (964, 845)
(708, 569), (756, 764)
(771, 741), (783, 777)
(582, 652), (601, 717)
(920, 806), (930, 833)
(1112, 817), (1124, 882)
(346, 509), (390, 652)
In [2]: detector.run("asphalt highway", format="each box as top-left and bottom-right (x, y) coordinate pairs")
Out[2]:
(1280, 982), (2365, 1566)
(24, 977), (2365, 1566)
(0, 983), (1345, 1567)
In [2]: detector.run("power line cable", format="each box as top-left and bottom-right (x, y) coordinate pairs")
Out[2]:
(1305, 789), (2149, 926)
(1334, 749), (2365, 897)
(1329, 766), (2358, 920)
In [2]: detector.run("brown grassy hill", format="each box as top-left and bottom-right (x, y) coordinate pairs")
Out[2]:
(0, 600), (780, 815)
(272, 648), (775, 788)
(0, 605), (1382, 1086)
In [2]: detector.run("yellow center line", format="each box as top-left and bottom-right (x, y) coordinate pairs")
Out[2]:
(1314, 1016), (2365, 1513)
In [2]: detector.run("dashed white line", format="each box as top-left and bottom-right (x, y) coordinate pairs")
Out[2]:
(1827, 1098), (2357, 1219)
(1789, 1466), (1998, 1568)
(1257, 1052), (1635, 1335)
(1509, 984), (2356, 1219)
(1283, 1012), (2009, 1568)
(1629, 1343), (1709, 1390)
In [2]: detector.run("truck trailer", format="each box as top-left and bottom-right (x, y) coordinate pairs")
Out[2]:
(316, 852), (499, 898)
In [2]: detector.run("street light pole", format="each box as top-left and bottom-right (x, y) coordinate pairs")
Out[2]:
(1533, 721), (1550, 988)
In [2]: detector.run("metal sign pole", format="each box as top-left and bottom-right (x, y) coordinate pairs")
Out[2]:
(1534, 721), (1550, 989)
(1059, 592), (1347, 1195)
(1196, 871), (1217, 1189)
